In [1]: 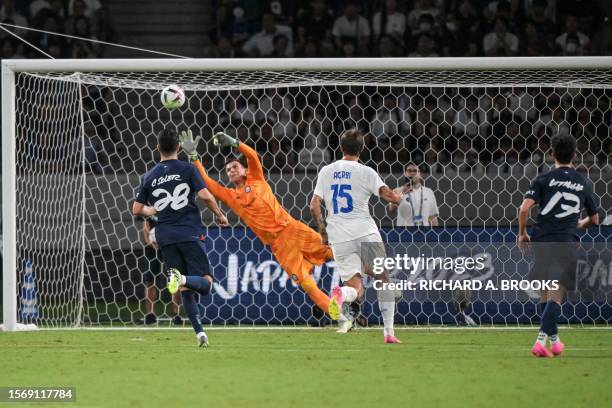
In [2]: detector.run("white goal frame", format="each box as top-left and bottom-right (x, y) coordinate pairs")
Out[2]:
(2, 56), (612, 331)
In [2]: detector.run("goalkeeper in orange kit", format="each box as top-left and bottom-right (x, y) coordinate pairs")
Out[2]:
(179, 130), (342, 320)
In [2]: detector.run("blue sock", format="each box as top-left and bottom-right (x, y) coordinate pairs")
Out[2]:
(181, 291), (203, 334)
(538, 302), (546, 316)
(184, 276), (211, 296)
(540, 301), (561, 336)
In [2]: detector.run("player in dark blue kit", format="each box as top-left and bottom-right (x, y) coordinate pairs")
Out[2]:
(518, 134), (599, 357)
(132, 127), (229, 347)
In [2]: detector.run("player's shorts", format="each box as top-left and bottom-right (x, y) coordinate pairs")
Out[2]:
(142, 245), (163, 285)
(529, 242), (578, 291)
(331, 233), (386, 282)
(161, 240), (211, 278)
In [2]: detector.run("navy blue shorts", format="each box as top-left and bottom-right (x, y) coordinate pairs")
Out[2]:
(529, 242), (578, 291)
(161, 240), (211, 278)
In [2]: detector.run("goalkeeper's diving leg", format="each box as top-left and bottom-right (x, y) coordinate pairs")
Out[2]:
(164, 241), (213, 347)
(271, 221), (342, 320)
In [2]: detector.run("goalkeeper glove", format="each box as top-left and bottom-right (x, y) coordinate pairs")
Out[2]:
(179, 129), (201, 161)
(213, 131), (239, 148)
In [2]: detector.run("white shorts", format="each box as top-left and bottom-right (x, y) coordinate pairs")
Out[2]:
(331, 233), (386, 282)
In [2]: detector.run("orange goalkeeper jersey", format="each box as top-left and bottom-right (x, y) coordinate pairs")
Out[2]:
(193, 143), (292, 245)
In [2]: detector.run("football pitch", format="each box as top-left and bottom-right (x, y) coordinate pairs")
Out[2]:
(1, 328), (610, 408)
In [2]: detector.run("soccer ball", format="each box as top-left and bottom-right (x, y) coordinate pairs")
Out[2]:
(160, 84), (185, 109)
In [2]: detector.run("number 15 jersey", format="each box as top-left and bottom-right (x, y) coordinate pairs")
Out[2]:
(525, 166), (598, 242)
(135, 159), (206, 247)
(313, 160), (386, 244)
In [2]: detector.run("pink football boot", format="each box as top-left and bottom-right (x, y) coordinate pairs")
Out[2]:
(384, 335), (402, 344)
(551, 341), (565, 356)
(531, 342), (553, 357)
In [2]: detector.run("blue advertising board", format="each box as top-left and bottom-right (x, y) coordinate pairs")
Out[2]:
(201, 227), (612, 325)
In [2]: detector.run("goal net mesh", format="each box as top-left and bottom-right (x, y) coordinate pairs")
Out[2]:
(10, 68), (612, 327)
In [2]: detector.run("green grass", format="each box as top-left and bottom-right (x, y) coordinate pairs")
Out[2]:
(1, 328), (611, 408)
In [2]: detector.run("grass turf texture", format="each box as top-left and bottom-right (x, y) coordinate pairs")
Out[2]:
(1, 328), (610, 408)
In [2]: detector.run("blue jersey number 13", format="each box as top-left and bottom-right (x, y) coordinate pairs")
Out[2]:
(331, 184), (353, 214)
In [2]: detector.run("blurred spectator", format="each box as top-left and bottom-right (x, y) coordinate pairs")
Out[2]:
(372, 0), (406, 43)
(66, 0), (97, 38)
(410, 12), (440, 40)
(370, 94), (411, 151)
(242, 13), (293, 57)
(270, 34), (290, 57)
(338, 97), (369, 135)
(226, 5), (255, 47)
(526, 0), (556, 47)
(592, 17), (612, 55)
(407, 0), (441, 33)
(483, 18), (518, 56)
(68, 15), (98, 57)
(524, 0), (556, 22)
(555, 15), (590, 56)
(68, 0), (100, 18)
(297, 106), (332, 169)
(29, 0), (50, 19)
(482, 0), (518, 33)
(0, 0), (28, 34)
(522, 20), (550, 56)
(0, 36), (23, 58)
(35, 13), (64, 52)
(216, 36), (237, 58)
(453, 95), (487, 139)
(452, 137), (480, 171)
(377, 34), (400, 57)
(297, 0), (333, 42)
(408, 34), (439, 57)
(332, 2), (370, 52)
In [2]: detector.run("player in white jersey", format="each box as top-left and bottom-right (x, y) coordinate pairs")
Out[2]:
(310, 129), (403, 343)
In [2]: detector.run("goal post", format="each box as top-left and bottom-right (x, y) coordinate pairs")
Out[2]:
(2, 57), (611, 331)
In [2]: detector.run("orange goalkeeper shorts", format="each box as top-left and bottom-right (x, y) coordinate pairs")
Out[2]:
(270, 221), (334, 284)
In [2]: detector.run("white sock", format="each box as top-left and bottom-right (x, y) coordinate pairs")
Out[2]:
(550, 334), (560, 344)
(536, 331), (547, 346)
(197, 331), (206, 338)
(377, 290), (395, 337)
(180, 275), (187, 285)
(341, 286), (358, 303)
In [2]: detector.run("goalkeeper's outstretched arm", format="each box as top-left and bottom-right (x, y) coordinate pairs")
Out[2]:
(212, 131), (265, 181)
(179, 129), (232, 202)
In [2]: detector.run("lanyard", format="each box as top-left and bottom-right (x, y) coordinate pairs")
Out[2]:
(407, 187), (424, 219)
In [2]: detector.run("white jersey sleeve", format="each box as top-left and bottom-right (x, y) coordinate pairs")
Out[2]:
(316, 160), (384, 244)
(367, 167), (385, 197)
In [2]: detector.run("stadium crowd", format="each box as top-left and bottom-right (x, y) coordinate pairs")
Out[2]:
(208, 0), (612, 58)
(202, 86), (612, 174)
(0, 0), (115, 59)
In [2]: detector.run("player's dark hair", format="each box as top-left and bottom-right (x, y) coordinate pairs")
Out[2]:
(225, 154), (248, 168)
(551, 133), (576, 164)
(340, 129), (364, 156)
(157, 127), (179, 155)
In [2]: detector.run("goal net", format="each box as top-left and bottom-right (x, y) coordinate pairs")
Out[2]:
(2, 58), (611, 329)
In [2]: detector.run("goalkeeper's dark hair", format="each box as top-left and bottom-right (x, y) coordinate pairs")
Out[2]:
(551, 133), (576, 165)
(225, 154), (248, 168)
(340, 129), (364, 156)
(157, 127), (180, 155)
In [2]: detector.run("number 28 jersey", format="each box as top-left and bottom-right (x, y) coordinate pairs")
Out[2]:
(135, 159), (206, 247)
(525, 166), (598, 242)
(313, 160), (386, 244)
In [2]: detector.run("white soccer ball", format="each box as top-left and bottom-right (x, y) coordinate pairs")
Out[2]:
(160, 84), (185, 109)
